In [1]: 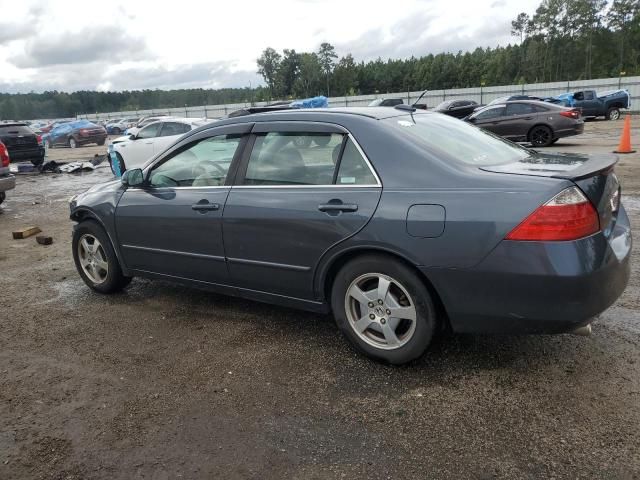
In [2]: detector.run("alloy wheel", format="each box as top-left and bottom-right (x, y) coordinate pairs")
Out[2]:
(344, 273), (417, 350)
(69, 138), (77, 148)
(530, 127), (551, 147)
(609, 109), (620, 121)
(77, 234), (109, 284)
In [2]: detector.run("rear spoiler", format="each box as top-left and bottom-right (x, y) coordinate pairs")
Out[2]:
(549, 154), (618, 180)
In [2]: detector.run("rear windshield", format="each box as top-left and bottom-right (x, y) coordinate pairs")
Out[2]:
(0, 125), (34, 135)
(384, 113), (530, 166)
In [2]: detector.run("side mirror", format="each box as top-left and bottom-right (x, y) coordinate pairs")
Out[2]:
(121, 168), (144, 187)
(468, 117), (477, 123)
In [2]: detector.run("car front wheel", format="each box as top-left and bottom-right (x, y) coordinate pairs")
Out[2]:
(72, 220), (131, 293)
(331, 254), (437, 364)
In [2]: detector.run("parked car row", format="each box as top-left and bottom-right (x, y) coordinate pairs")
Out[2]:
(109, 117), (209, 173)
(70, 105), (631, 364)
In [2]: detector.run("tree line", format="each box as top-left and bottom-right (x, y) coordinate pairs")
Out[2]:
(1, 0), (638, 120)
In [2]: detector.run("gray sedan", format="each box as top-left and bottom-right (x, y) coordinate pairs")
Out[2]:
(69, 107), (631, 364)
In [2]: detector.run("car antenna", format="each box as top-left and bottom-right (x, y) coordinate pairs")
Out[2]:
(412, 89), (428, 108)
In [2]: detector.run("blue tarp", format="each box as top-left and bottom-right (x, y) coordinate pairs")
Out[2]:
(290, 96), (328, 109)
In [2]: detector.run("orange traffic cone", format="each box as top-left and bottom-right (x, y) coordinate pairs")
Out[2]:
(614, 115), (636, 154)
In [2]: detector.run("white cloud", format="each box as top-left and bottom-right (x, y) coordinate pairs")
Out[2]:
(0, 0), (540, 93)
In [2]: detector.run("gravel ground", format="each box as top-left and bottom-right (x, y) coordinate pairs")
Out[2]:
(1, 120), (639, 480)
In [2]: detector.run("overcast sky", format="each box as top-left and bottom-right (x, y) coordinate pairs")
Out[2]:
(0, 0), (541, 94)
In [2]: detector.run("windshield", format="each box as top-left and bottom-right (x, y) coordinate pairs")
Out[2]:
(384, 113), (531, 166)
(368, 99), (383, 107)
(0, 125), (34, 135)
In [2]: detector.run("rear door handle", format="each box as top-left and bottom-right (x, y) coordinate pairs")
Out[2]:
(192, 200), (220, 212)
(318, 203), (358, 213)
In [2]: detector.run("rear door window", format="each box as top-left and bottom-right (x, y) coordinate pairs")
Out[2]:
(243, 132), (378, 186)
(506, 103), (535, 116)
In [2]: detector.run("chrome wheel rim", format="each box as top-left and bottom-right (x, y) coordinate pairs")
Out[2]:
(610, 109), (620, 120)
(78, 234), (109, 284)
(69, 138), (76, 148)
(344, 273), (417, 350)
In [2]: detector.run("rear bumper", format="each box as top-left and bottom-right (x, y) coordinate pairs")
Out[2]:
(555, 122), (584, 139)
(77, 134), (107, 145)
(0, 174), (16, 193)
(424, 206), (632, 334)
(8, 147), (44, 161)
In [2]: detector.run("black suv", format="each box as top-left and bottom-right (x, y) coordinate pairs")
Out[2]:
(0, 123), (45, 166)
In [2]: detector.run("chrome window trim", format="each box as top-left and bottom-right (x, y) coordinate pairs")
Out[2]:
(127, 132), (382, 191)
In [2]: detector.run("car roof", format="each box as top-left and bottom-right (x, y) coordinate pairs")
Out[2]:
(0, 122), (28, 127)
(229, 106), (413, 121)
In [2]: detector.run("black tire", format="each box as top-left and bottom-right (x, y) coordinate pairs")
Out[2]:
(72, 220), (131, 293)
(528, 125), (553, 147)
(0, 192), (5, 205)
(607, 107), (620, 121)
(31, 155), (44, 167)
(331, 254), (437, 364)
(113, 127), (121, 135)
(550, 138), (559, 145)
(97, 139), (106, 146)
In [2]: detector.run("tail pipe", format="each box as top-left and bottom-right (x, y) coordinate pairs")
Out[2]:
(571, 324), (592, 336)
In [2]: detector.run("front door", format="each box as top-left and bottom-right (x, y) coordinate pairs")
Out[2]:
(115, 127), (247, 286)
(223, 123), (382, 300)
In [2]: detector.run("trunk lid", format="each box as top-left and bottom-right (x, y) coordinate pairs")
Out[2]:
(481, 151), (621, 237)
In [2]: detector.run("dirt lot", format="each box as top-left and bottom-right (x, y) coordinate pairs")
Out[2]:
(1, 120), (639, 480)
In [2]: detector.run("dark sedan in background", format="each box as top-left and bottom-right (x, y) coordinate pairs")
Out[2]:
(466, 100), (584, 147)
(0, 123), (45, 166)
(69, 106), (629, 364)
(432, 99), (480, 118)
(46, 120), (107, 148)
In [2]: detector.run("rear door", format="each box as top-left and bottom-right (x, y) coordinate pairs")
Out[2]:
(222, 122), (382, 300)
(503, 103), (538, 139)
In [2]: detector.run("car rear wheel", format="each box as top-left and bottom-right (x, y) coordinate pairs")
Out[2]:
(97, 139), (106, 146)
(0, 192), (5, 205)
(31, 155), (44, 167)
(331, 254), (437, 364)
(607, 107), (620, 121)
(69, 137), (77, 149)
(528, 125), (553, 147)
(72, 220), (131, 293)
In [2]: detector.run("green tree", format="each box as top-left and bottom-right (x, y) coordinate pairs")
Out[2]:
(257, 47), (282, 99)
(317, 42), (338, 96)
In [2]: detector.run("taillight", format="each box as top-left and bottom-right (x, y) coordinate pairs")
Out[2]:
(0, 142), (10, 167)
(36, 134), (42, 145)
(560, 109), (580, 119)
(506, 187), (599, 241)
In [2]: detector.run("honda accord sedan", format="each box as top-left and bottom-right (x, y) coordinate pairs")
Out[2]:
(69, 107), (631, 364)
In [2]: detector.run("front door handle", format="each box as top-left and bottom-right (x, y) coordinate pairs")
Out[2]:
(192, 199), (220, 213)
(523, 116), (533, 120)
(318, 202), (358, 213)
